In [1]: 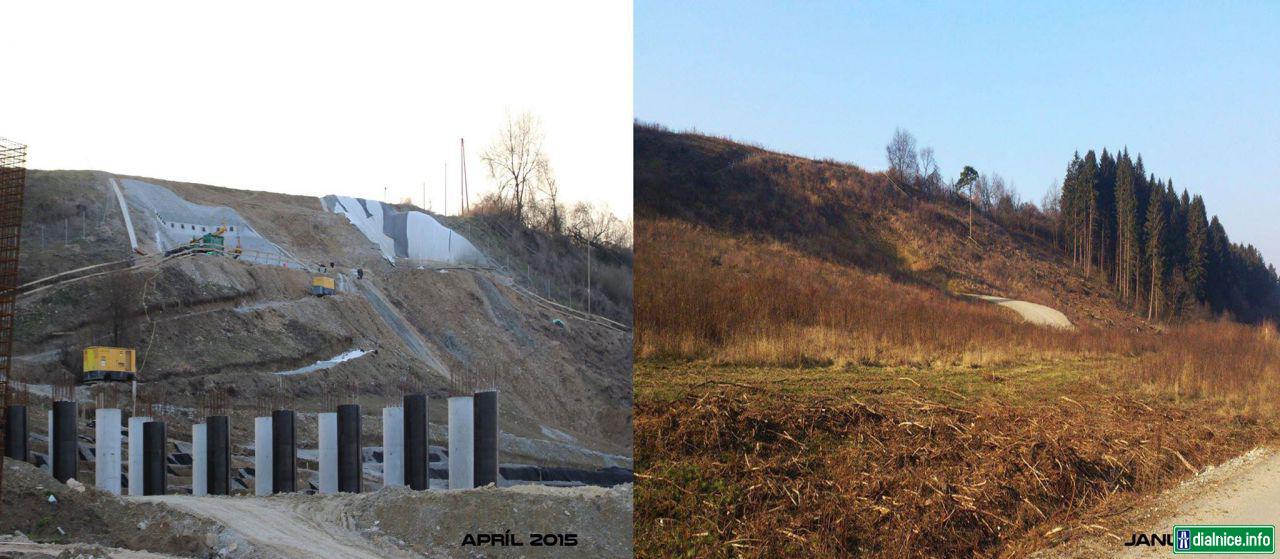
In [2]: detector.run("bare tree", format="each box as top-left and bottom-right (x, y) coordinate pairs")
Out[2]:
(534, 158), (564, 234)
(481, 111), (547, 224)
(568, 202), (626, 247)
(919, 146), (941, 192)
(885, 128), (920, 181)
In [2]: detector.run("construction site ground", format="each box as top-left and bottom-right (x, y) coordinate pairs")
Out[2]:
(13, 170), (632, 467)
(3, 458), (633, 558)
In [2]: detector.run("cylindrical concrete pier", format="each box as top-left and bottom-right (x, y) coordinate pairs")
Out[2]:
(4, 404), (27, 462)
(337, 404), (361, 493)
(382, 406), (404, 487)
(473, 390), (499, 487)
(253, 416), (273, 496)
(318, 412), (337, 494)
(192, 423), (207, 497)
(52, 401), (78, 483)
(142, 421), (166, 496)
(403, 394), (428, 491)
(94, 408), (122, 494)
(206, 416), (230, 496)
(447, 396), (474, 490)
(271, 410), (295, 493)
(127, 415), (150, 495)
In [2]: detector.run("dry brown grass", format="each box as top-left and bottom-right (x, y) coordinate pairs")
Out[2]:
(636, 218), (1151, 367)
(635, 369), (1274, 558)
(634, 219), (1280, 558)
(634, 124), (1280, 557)
(1124, 320), (1280, 417)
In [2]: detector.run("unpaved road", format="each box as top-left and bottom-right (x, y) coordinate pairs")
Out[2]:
(1038, 447), (1280, 558)
(135, 495), (404, 559)
(966, 294), (1075, 329)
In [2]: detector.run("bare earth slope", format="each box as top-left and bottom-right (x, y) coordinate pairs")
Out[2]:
(14, 170), (632, 464)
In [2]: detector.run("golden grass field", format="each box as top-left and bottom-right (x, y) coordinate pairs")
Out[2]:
(634, 218), (1280, 557)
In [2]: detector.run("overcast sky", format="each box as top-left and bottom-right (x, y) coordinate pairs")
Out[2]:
(637, 1), (1279, 264)
(1, 1), (632, 218)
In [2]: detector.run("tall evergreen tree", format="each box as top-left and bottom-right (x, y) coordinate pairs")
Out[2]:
(1053, 148), (1278, 322)
(1080, 150), (1100, 276)
(1061, 153), (1085, 266)
(1185, 195), (1209, 301)
(1098, 149), (1117, 279)
(1145, 180), (1168, 320)
(1206, 216), (1231, 312)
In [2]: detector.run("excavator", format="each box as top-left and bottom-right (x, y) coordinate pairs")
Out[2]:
(164, 224), (244, 258)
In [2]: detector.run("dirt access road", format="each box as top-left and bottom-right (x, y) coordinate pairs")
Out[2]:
(966, 294), (1075, 329)
(135, 494), (408, 559)
(1040, 447), (1280, 558)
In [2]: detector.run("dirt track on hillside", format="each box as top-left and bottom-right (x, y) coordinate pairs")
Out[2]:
(1037, 447), (1280, 558)
(966, 293), (1075, 329)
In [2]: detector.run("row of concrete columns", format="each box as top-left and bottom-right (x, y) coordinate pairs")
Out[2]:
(1, 389), (500, 496)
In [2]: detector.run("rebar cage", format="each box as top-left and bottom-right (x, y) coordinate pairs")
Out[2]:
(0, 137), (28, 513)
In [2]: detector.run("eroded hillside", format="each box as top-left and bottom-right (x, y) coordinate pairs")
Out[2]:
(15, 170), (632, 466)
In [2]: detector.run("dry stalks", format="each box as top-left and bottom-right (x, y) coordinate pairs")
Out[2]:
(635, 385), (1274, 558)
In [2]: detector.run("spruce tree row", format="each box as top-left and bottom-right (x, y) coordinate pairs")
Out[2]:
(1060, 148), (1279, 322)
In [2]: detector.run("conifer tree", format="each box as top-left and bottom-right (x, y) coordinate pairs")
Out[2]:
(1145, 180), (1167, 320)
(1185, 195), (1209, 301)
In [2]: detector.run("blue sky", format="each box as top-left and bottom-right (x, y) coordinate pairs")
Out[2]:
(636, 1), (1279, 264)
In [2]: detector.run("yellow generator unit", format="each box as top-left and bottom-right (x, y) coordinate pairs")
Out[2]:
(82, 346), (137, 384)
(312, 276), (336, 297)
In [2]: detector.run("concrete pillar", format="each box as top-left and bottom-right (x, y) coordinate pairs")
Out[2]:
(127, 415), (150, 495)
(254, 416), (273, 496)
(192, 423), (207, 496)
(318, 412), (337, 494)
(4, 404), (27, 462)
(52, 401), (78, 483)
(94, 408), (122, 494)
(337, 404), (361, 493)
(403, 394), (428, 490)
(447, 396), (474, 489)
(381, 406), (404, 487)
(473, 390), (499, 487)
(271, 410), (295, 493)
(206, 416), (230, 496)
(142, 421), (166, 496)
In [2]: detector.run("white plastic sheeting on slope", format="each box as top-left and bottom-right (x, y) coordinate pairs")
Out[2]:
(119, 178), (301, 268)
(108, 177), (138, 251)
(322, 195), (486, 265)
(272, 348), (370, 376)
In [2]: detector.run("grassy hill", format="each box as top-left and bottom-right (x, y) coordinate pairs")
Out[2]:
(632, 123), (1280, 558)
(635, 123), (1147, 333)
